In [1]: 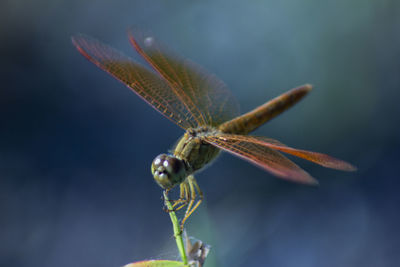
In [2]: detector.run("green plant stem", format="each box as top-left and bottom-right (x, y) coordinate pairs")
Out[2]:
(163, 191), (188, 265)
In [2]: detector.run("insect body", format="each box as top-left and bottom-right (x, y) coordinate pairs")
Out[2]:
(72, 30), (356, 228)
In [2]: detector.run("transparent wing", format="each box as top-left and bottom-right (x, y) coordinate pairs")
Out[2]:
(204, 134), (318, 184)
(206, 134), (357, 182)
(243, 136), (357, 171)
(72, 34), (199, 129)
(128, 29), (240, 127)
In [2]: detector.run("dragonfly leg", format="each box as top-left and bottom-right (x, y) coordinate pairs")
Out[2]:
(163, 187), (186, 212)
(184, 179), (196, 220)
(172, 182), (190, 211)
(162, 176), (203, 229)
(180, 175), (203, 230)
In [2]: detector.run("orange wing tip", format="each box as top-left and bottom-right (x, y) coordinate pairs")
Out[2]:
(263, 144), (357, 172)
(269, 166), (319, 186)
(127, 29), (145, 54)
(288, 172), (319, 186)
(328, 160), (357, 172)
(71, 35), (95, 62)
(310, 153), (357, 172)
(308, 176), (319, 186)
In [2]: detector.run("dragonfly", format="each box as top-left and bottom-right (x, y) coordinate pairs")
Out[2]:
(72, 30), (356, 228)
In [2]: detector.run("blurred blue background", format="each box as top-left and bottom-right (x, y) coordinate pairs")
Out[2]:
(1, 0), (399, 266)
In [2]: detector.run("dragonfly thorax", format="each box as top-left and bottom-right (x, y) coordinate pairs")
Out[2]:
(173, 127), (221, 173)
(151, 154), (188, 189)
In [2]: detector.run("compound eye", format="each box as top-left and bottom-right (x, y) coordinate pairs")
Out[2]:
(163, 157), (183, 175)
(151, 154), (186, 189)
(152, 154), (165, 169)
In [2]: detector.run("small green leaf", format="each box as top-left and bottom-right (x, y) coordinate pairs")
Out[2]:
(123, 259), (185, 267)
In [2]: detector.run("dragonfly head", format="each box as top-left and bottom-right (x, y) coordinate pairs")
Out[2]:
(151, 154), (187, 189)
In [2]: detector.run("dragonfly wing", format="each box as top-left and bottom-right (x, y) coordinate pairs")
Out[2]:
(72, 34), (198, 130)
(203, 134), (318, 184)
(128, 29), (240, 127)
(211, 135), (356, 171)
(255, 137), (356, 171)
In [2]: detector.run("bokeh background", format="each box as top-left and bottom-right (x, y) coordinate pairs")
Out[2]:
(1, 0), (399, 266)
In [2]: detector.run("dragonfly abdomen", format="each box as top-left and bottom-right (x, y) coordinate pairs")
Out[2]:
(218, 84), (312, 135)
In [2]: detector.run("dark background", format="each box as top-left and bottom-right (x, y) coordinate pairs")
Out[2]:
(1, 0), (399, 266)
